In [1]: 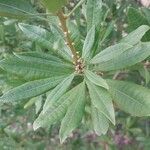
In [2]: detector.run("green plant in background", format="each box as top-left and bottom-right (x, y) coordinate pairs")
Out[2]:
(0, 0), (150, 144)
(127, 7), (150, 41)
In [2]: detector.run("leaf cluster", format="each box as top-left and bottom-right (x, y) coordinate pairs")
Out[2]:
(0, 0), (150, 143)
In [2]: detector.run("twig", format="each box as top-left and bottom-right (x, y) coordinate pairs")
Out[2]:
(57, 11), (78, 64)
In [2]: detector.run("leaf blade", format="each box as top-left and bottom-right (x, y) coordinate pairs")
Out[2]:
(90, 43), (133, 64)
(85, 70), (109, 89)
(107, 79), (150, 116)
(0, 55), (73, 80)
(33, 82), (84, 130)
(91, 105), (109, 135)
(120, 25), (150, 45)
(43, 73), (75, 112)
(59, 82), (86, 143)
(82, 26), (95, 60)
(0, 0), (37, 19)
(91, 42), (150, 71)
(86, 80), (115, 125)
(86, 0), (103, 30)
(0, 75), (67, 103)
(18, 23), (72, 61)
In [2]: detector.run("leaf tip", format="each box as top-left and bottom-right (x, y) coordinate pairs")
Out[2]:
(59, 134), (67, 144)
(60, 138), (65, 144)
(105, 84), (109, 90)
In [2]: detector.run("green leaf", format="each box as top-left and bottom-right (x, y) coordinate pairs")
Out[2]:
(33, 82), (84, 130)
(59, 82), (86, 143)
(91, 105), (109, 135)
(43, 74), (75, 112)
(86, 80), (115, 125)
(82, 26), (95, 60)
(86, 0), (103, 30)
(101, 21), (114, 43)
(14, 52), (72, 68)
(50, 25), (72, 59)
(0, 75), (67, 103)
(120, 25), (150, 45)
(142, 8), (150, 24)
(139, 67), (150, 85)
(90, 43), (133, 64)
(0, 0), (37, 19)
(85, 70), (109, 89)
(42, 0), (68, 13)
(24, 96), (38, 109)
(14, 51), (63, 63)
(127, 7), (149, 32)
(90, 42), (150, 71)
(127, 7), (150, 42)
(67, 21), (83, 52)
(18, 23), (72, 61)
(107, 79), (150, 116)
(35, 96), (43, 114)
(0, 55), (73, 80)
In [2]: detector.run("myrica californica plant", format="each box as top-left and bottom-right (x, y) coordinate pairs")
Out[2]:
(0, 0), (150, 143)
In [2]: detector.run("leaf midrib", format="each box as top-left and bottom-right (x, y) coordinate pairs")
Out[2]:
(111, 87), (145, 107)
(92, 84), (112, 120)
(0, 2), (34, 15)
(62, 91), (82, 132)
(2, 76), (65, 101)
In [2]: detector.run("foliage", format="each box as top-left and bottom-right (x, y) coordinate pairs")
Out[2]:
(0, 0), (150, 149)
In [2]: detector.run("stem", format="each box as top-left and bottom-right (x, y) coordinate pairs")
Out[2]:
(57, 11), (78, 64)
(66, 0), (85, 18)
